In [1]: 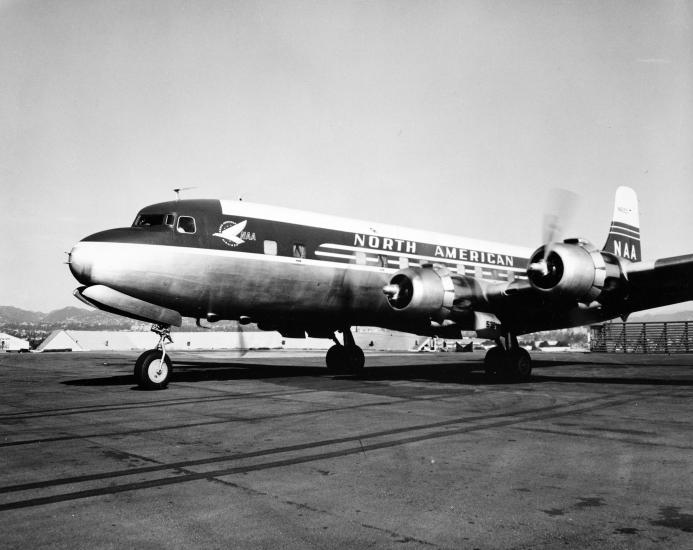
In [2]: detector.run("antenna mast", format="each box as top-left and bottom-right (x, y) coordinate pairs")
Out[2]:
(173, 187), (196, 200)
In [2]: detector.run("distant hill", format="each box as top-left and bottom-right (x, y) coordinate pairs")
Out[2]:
(629, 310), (693, 323)
(0, 306), (47, 324)
(41, 306), (125, 324)
(0, 305), (252, 332)
(0, 305), (129, 327)
(628, 302), (693, 323)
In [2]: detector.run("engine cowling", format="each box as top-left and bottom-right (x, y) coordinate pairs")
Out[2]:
(383, 266), (455, 321)
(382, 265), (482, 324)
(527, 239), (625, 303)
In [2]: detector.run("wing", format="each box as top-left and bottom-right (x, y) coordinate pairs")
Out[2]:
(382, 187), (693, 336)
(478, 253), (693, 334)
(482, 186), (692, 330)
(622, 254), (693, 312)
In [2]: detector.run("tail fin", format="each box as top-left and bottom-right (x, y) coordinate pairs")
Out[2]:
(603, 186), (641, 262)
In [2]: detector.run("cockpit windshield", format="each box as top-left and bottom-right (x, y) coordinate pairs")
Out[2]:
(133, 214), (175, 227)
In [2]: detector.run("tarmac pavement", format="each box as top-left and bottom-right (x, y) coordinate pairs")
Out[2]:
(1, 350), (692, 549)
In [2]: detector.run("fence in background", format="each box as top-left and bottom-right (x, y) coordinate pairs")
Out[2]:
(590, 322), (692, 353)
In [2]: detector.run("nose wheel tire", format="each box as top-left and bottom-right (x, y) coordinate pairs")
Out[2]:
(135, 349), (172, 390)
(326, 344), (365, 373)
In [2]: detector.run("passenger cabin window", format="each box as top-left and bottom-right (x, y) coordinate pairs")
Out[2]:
(355, 252), (367, 265)
(293, 243), (306, 259)
(377, 255), (387, 268)
(177, 216), (196, 234)
(399, 257), (409, 269)
(264, 240), (278, 255)
(134, 214), (166, 227)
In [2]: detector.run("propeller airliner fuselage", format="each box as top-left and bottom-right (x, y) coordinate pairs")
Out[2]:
(68, 187), (693, 389)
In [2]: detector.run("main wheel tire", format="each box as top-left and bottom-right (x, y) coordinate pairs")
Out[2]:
(484, 346), (504, 376)
(135, 349), (172, 390)
(326, 345), (347, 373)
(345, 345), (365, 371)
(510, 348), (532, 380)
(326, 345), (365, 373)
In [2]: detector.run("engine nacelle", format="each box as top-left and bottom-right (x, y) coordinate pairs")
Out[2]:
(383, 266), (455, 321)
(382, 265), (485, 326)
(527, 239), (625, 303)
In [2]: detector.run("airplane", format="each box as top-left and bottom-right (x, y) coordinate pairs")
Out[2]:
(67, 187), (693, 389)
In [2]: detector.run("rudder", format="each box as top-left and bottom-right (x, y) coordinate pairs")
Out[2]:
(603, 186), (641, 262)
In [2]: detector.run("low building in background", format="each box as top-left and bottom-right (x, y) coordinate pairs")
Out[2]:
(0, 332), (30, 352)
(35, 328), (422, 352)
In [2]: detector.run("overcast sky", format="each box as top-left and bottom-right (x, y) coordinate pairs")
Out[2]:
(1, 0), (691, 311)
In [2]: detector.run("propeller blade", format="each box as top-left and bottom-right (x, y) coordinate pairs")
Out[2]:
(237, 320), (247, 358)
(542, 188), (578, 261)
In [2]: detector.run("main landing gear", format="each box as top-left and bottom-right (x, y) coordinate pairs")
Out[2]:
(134, 324), (173, 390)
(483, 332), (532, 381)
(326, 327), (365, 374)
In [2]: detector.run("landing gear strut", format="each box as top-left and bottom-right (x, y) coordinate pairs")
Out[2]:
(326, 327), (365, 373)
(484, 331), (532, 381)
(134, 324), (173, 390)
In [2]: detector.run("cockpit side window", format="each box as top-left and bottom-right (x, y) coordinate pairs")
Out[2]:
(177, 216), (196, 234)
(133, 214), (166, 227)
(164, 214), (175, 226)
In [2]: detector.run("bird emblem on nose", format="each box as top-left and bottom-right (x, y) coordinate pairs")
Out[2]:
(213, 220), (248, 246)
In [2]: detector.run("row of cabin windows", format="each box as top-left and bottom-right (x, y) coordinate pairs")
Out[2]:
(259, 240), (516, 280)
(262, 240), (306, 258)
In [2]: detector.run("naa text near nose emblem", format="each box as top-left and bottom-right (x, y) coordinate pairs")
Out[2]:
(213, 220), (256, 247)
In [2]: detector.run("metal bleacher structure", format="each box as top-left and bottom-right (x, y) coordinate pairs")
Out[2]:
(590, 321), (693, 353)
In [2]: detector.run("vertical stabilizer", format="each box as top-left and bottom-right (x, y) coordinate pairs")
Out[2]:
(603, 186), (641, 262)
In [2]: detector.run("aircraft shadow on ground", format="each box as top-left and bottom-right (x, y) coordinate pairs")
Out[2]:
(61, 358), (693, 388)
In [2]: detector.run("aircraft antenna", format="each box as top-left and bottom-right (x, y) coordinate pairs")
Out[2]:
(173, 187), (197, 200)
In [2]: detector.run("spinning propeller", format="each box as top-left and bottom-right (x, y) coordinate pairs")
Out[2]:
(527, 188), (579, 280)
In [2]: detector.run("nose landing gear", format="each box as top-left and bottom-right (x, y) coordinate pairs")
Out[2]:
(134, 324), (173, 390)
(326, 327), (365, 373)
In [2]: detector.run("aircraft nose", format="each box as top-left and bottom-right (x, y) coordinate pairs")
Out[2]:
(68, 243), (93, 285)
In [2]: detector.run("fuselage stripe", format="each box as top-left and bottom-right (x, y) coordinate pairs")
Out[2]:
(318, 243), (528, 272)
